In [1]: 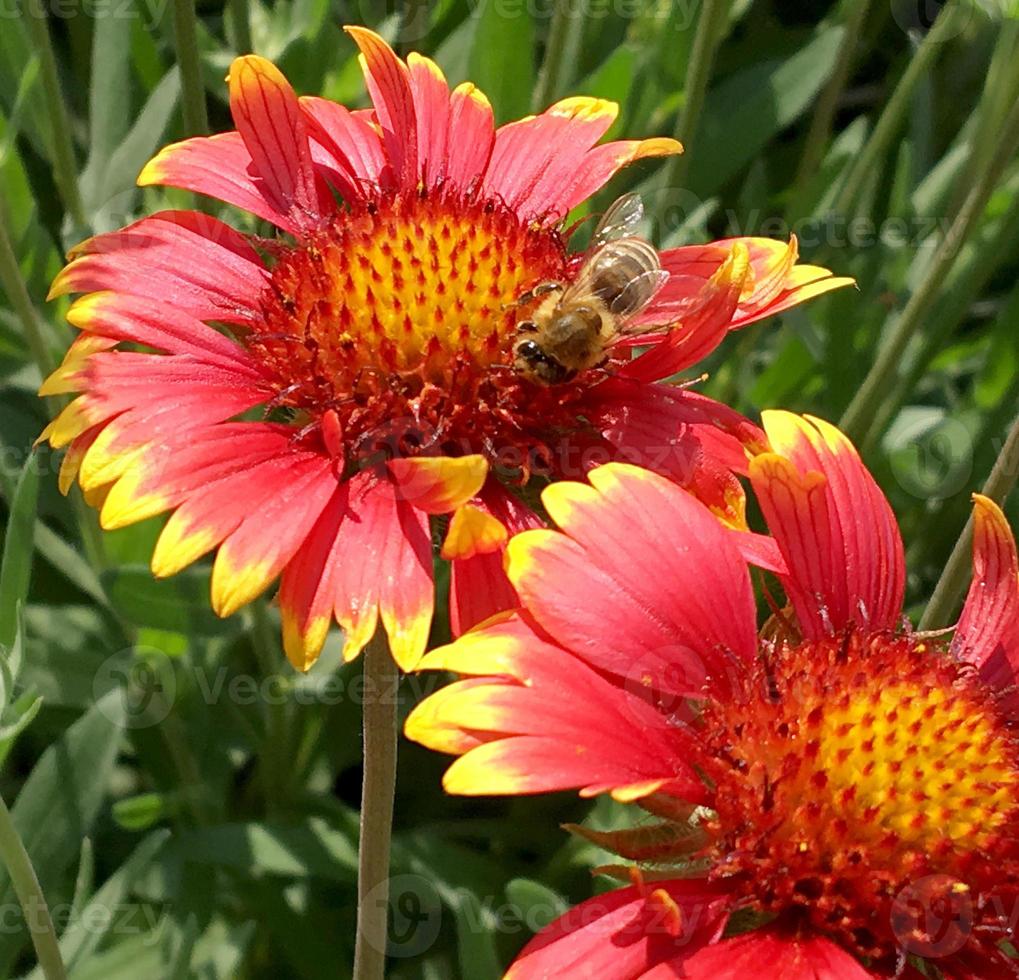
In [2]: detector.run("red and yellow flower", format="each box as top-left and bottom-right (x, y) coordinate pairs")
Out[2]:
(407, 412), (1019, 978)
(39, 28), (849, 672)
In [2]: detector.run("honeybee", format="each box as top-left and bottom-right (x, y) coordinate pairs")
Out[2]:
(512, 193), (669, 385)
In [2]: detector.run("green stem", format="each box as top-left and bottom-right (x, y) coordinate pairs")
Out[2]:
(21, 0), (85, 231)
(919, 409), (1019, 631)
(0, 205), (54, 378)
(829, 0), (963, 218)
(839, 93), (1019, 445)
(171, 0), (209, 136)
(945, 18), (1019, 222)
(0, 793), (67, 980)
(228, 0), (252, 53)
(352, 630), (398, 980)
(532, 0), (583, 110)
(249, 601), (290, 817)
(660, 0), (729, 192)
(790, 0), (870, 215)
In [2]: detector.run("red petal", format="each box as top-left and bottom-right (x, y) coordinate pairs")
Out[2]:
(66, 291), (260, 373)
(331, 471), (433, 670)
(279, 486), (346, 671)
(621, 243), (750, 382)
(300, 95), (390, 196)
(138, 132), (306, 233)
(482, 97), (618, 219)
(446, 82), (495, 188)
(506, 881), (728, 980)
(407, 614), (704, 799)
(227, 56), (327, 233)
(150, 444), (333, 579)
(656, 928), (876, 979)
(449, 482), (542, 635)
(750, 412), (905, 638)
(555, 137), (682, 215)
(387, 454), (487, 514)
(507, 463), (756, 699)
(345, 27), (418, 189)
(50, 211), (269, 324)
(954, 494), (1019, 713)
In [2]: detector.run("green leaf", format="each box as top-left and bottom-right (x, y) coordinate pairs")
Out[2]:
(100, 564), (231, 635)
(82, 68), (181, 230)
(505, 877), (567, 932)
(112, 792), (170, 832)
(0, 451), (39, 652)
(689, 26), (845, 195)
(0, 689), (43, 768)
(449, 890), (500, 980)
(173, 818), (359, 881)
(0, 690), (126, 974)
(23, 830), (170, 980)
(467, 0), (536, 123)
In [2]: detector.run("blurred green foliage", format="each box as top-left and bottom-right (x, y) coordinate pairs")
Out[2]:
(0, 0), (1018, 975)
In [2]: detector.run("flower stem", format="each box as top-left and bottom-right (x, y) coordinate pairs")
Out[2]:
(660, 0), (729, 192)
(21, 0), (85, 231)
(919, 410), (1019, 632)
(839, 92), (1019, 445)
(829, 0), (963, 219)
(171, 0), (209, 136)
(0, 792), (67, 980)
(352, 629), (398, 980)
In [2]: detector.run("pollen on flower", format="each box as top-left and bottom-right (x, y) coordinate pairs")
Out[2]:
(246, 188), (591, 474)
(692, 630), (1019, 967)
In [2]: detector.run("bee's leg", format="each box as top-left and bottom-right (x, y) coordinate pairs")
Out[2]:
(515, 320), (539, 334)
(505, 281), (563, 309)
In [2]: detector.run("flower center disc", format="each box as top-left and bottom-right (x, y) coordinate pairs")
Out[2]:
(701, 631), (1019, 964)
(248, 191), (573, 466)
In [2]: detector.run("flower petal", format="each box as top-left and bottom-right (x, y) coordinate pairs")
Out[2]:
(278, 485), (346, 671)
(345, 26), (418, 189)
(331, 471), (433, 670)
(448, 481), (543, 635)
(227, 55), (328, 233)
(482, 96), (619, 219)
(138, 132), (306, 233)
(300, 95), (390, 196)
(407, 614), (704, 799)
(441, 504), (507, 561)
(621, 242), (750, 382)
(505, 880), (729, 980)
(100, 423), (296, 530)
(750, 412), (905, 639)
(655, 928), (875, 979)
(954, 494), (1019, 711)
(446, 82), (496, 188)
(556, 137), (682, 215)
(150, 443), (332, 579)
(211, 458), (337, 617)
(64, 291), (261, 373)
(49, 211), (269, 324)
(388, 454), (488, 514)
(506, 463), (757, 699)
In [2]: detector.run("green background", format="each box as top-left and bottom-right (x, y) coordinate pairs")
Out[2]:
(0, 0), (1017, 976)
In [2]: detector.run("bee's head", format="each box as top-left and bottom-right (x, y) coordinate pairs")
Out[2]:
(512, 337), (572, 385)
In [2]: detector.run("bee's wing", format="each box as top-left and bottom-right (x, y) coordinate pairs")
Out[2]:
(606, 268), (669, 317)
(589, 192), (645, 249)
(611, 273), (707, 341)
